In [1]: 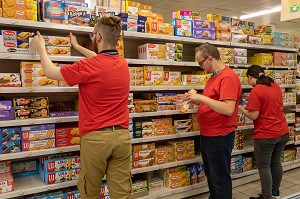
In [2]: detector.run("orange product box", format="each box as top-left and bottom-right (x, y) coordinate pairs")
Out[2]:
(133, 158), (154, 168)
(155, 145), (175, 165)
(55, 127), (79, 138)
(2, 0), (37, 21)
(56, 137), (80, 147)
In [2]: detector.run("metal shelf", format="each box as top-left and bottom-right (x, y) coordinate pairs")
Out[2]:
(232, 145), (254, 156)
(0, 87), (79, 94)
(130, 86), (204, 91)
(0, 53), (84, 62)
(130, 109), (197, 118)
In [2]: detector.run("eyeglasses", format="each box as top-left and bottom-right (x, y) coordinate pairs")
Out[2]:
(89, 32), (98, 40)
(198, 56), (209, 67)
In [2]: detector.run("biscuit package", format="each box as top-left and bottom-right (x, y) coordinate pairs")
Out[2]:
(15, 107), (49, 119)
(22, 139), (55, 151)
(67, 5), (90, 26)
(138, 43), (166, 60)
(173, 18), (193, 37)
(56, 137), (80, 147)
(43, 156), (80, 172)
(21, 124), (55, 141)
(43, 36), (71, 46)
(0, 73), (21, 87)
(41, 168), (80, 184)
(13, 97), (49, 109)
(55, 127), (79, 138)
(0, 30), (34, 54)
(2, 0), (38, 21)
(0, 100), (15, 121)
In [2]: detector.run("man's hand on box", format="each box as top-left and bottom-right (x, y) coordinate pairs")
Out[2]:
(31, 31), (46, 53)
(185, 92), (203, 105)
(70, 32), (79, 49)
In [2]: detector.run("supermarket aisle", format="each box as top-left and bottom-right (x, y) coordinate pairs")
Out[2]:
(187, 167), (300, 199)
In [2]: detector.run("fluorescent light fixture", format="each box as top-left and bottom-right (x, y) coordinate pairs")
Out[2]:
(240, 6), (281, 20)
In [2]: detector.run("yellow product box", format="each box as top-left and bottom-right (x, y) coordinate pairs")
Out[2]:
(182, 75), (206, 86)
(158, 23), (174, 36)
(144, 70), (164, 86)
(155, 145), (175, 165)
(163, 71), (181, 86)
(125, 1), (140, 15)
(23, 76), (58, 87)
(206, 13), (222, 22)
(20, 62), (58, 78)
(164, 171), (191, 189)
(2, 0), (37, 21)
(261, 35), (274, 45)
(233, 69), (247, 77)
(144, 66), (164, 72)
(155, 127), (175, 136)
(220, 55), (234, 64)
(249, 53), (273, 65)
(217, 47), (234, 56)
(138, 44), (166, 60)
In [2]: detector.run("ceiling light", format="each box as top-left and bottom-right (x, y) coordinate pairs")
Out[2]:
(240, 6), (281, 20)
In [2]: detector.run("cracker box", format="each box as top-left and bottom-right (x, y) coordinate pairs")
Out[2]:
(43, 168), (80, 184)
(0, 172), (14, 193)
(155, 93), (177, 105)
(133, 148), (154, 161)
(193, 20), (215, 30)
(193, 29), (216, 40)
(55, 127), (79, 138)
(20, 61), (59, 79)
(158, 23), (174, 36)
(13, 97), (49, 109)
(133, 158), (154, 168)
(0, 30), (34, 53)
(163, 71), (181, 86)
(21, 139), (55, 151)
(12, 160), (38, 178)
(23, 76), (59, 87)
(2, 0), (37, 21)
(144, 70), (164, 86)
(56, 137), (80, 147)
(0, 161), (12, 174)
(173, 18), (193, 37)
(1, 140), (21, 154)
(182, 75), (207, 86)
(43, 36), (71, 46)
(21, 124), (55, 141)
(44, 156), (80, 172)
(138, 44), (166, 60)
(0, 127), (21, 142)
(0, 73), (21, 87)
(45, 46), (71, 56)
(67, 5), (90, 26)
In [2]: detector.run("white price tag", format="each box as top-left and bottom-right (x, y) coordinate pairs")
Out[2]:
(20, 192), (27, 196)
(11, 20), (19, 25)
(4, 55), (12, 59)
(27, 88), (35, 93)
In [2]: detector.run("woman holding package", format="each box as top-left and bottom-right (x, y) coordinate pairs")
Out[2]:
(240, 65), (289, 199)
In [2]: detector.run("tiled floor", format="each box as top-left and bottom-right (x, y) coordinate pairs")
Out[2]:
(187, 167), (300, 199)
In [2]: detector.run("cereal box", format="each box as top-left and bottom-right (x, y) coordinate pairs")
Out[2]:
(0, 73), (21, 87)
(1, 141), (21, 154)
(13, 97), (49, 109)
(44, 156), (80, 172)
(173, 18), (193, 37)
(2, 0), (37, 21)
(138, 44), (166, 60)
(67, 5), (90, 26)
(163, 71), (181, 86)
(56, 137), (80, 147)
(42, 168), (80, 184)
(21, 124), (55, 141)
(55, 127), (79, 138)
(0, 127), (21, 142)
(21, 139), (55, 151)
(0, 30), (34, 53)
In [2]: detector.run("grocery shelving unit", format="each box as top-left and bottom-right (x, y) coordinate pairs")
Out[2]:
(0, 19), (299, 199)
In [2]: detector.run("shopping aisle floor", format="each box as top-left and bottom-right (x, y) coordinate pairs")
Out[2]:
(187, 167), (300, 199)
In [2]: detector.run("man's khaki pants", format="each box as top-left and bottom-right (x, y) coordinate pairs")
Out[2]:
(77, 128), (132, 199)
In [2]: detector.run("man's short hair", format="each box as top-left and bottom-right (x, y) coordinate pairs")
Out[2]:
(195, 43), (221, 61)
(94, 16), (121, 46)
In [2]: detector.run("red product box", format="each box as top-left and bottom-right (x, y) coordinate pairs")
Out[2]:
(55, 127), (79, 138)
(0, 172), (14, 193)
(0, 161), (12, 174)
(56, 137), (80, 147)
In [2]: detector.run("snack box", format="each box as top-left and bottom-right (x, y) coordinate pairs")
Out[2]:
(138, 43), (166, 60)
(193, 20), (215, 30)
(0, 73), (21, 87)
(165, 51), (176, 61)
(0, 127), (21, 142)
(175, 44), (183, 53)
(174, 119), (192, 127)
(233, 48), (247, 57)
(0, 103), (14, 121)
(56, 137), (80, 147)
(176, 126), (192, 133)
(216, 20), (231, 32)
(220, 55), (234, 64)
(12, 160), (38, 178)
(21, 124), (55, 141)
(0, 161), (12, 175)
(163, 71), (181, 86)
(262, 35), (274, 45)
(0, 172), (14, 193)
(22, 139), (55, 151)
(55, 127), (79, 138)
(158, 105), (176, 111)
(149, 177), (164, 190)
(1, 140), (21, 154)
(248, 36), (262, 45)
(13, 97), (49, 109)
(234, 56), (247, 65)
(39, 152), (74, 167)
(23, 76), (59, 87)
(43, 36), (71, 46)
(0, 30), (34, 54)
(173, 10), (192, 20)
(2, 0), (37, 21)
(67, 5), (90, 26)
(49, 111), (78, 117)
(45, 46), (71, 56)
(41, 168), (80, 184)
(15, 107), (49, 119)
(158, 23), (174, 36)
(173, 18), (193, 38)
(133, 158), (154, 168)
(232, 33), (248, 43)
(133, 148), (154, 161)
(216, 32), (231, 42)
(96, 6), (119, 19)
(44, 156), (80, 172)
(182, 75), (207, 86)
(217, 47), (234, 56)
(144, 70), (164, 86)
(193, 29), (216, 40)
(155, 93), (177, 105)
(63, 191), (81, 199)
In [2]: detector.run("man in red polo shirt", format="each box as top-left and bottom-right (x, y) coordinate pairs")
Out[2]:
(185, 43), (242, 199)
(31, 17), (131, 199)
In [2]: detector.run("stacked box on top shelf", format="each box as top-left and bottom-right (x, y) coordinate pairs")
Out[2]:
(286, 33), (296, 48)
(273, 32), (287, 47)
(218, 47), (234, 65)
(55, 126), (80, 147)
(231, 18), (248, 43)
(13, 97), (49, 119)
(21, 124), (55, 151)
(207, 14), (231, 42)
(233, 48), (247, 65)
(0, 127), (21, 154)
(0, 161), (14, 193)
(173, 11), (193, 38)
(132, 143), (155, 168)
(193, 20), (216, 40)
(119, 13), (146, 32)
(20, 62), (59, 87)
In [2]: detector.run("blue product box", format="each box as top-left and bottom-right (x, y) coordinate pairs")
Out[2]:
(1, 140), (21, 154)
(43, 156), (80, 173)
(43, 168), (80, 184)
(231, 155), (243, 164)
(273, 32), (287, 40)
(21, 124), (55, 132)
(0, 127), (21, 142)
(21, 124), (55, 141)
(64, 191), (81, 199)
(13, 160), (38, 178)
(173, 18), (193, 38)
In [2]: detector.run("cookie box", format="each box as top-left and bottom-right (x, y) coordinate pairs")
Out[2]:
(174, 119), (192, 127)
(232, 34), (248, 43)
(231, 19), (247, 34)
(39, 152), (74, 167)
(262, 35), (274, 45)
(149, 177), (163, 190)
(1, 140), (21, 154)
(21, 125), (55, 141)
(182, 75), (207, 86)
(193, 20), (215, 30)
(234, 56), (247, 65)
(41, 0), (67, 24)
(173, 18), (193, 38)
(173, 10), (192, 20)
(0, 127), (21, 142)
(165, 51), (176, 61)
(233, 48), (247, 57)
(163, 71), (181, 86)
(42, 168), (80, 184)
(44, 156), (80, 172)
(133, 158), (154, 168)
(13, 97), (49, 109)
(49, 111), (78, 117)
(217, 47), (233, 56)
(216, 32), (231, 42)
(175, 44), (183, 53)
(67, 5), (90, 26)
(216, 20), (231, 32)
(158, 105), (176, 111)
(12, 160), (38, 178)
(64, 191), (81, 199)
(220, 55), (234, 64)
(176, 126), (192, 133)
(56, 137), (80, 147)
(0, 73), (21, 87)
(15, 107), (49, 119)
(43, 36), (71, 46)
(0, 106), (14, 121)
(0, 161), (12, 174)
(46, 46), (71, 56)
(133, 149), (154, 160)
(248, 36), (262, 45)
(138, 44), (166, 60)
(2, 0), (38, 21)
(158, 23), (174, 36)
(0, 30), (34, 53)
(144, 71), (164, 86)
(95, 6), (119, 19)
(55, 127), (79, 138)
(193, 29), (215, 40)
(155, 93), (177, 105)
(0, 172), (14, 193)
(22, 139), (55, 151)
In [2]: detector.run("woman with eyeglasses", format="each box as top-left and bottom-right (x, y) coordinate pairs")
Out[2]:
(240, 65), (289, 199)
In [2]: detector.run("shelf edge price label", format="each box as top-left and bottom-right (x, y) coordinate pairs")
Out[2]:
(3, 55), (12, 59)
(20, 191), (27, 196)
(11, 20), (19, 25)
(28, 121), (36, 125)
(26, 153), (32, 157)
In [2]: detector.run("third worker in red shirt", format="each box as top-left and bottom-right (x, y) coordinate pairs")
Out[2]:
(185, 43), (242, 199)
(240, 65), (289, 199)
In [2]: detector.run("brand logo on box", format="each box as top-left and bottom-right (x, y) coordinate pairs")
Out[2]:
(48, 173), (56, 184)
(47, 161), (55, 172)
(4, 42), (16, 48)
(3, 30), (16, 36)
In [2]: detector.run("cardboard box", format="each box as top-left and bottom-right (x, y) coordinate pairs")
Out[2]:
(1, 141), (21, 154)
(56, 137), (80, 147)
(163, 71), (181, 86)
(12, 160), (38, 178)
(155, 145), (175, 165)
(248, 36), (262, 45)
(0, 127), (21, 142)
(262, 35), (275, 45)
(182, 75), (206, 86)
(133, 158), (154, 168)
(2, 0), (37, 21)
(216, 32), (231, 42)
(217, 47), (234, 56)
(173, 10), (192, 20)
(193, 29), (216, 40)
(44, 46), (71, 56)
(0, 172), (14, 193)
(232, 33), (248, 43)
(144, 71), (164, 86)
(158, 23), (174, 36)
(138, 44), (166, 60)
(67, 5), (90, 26)
(42, 168), (80, 184)
(13, 97), (49, 109)
(23, 76), (59, 87)
(0, 101), (14, 121)
(193, 20), (215, 30)
(55, 127), (79, 138)
(233, 48), (247, 57)
(44, 156), (80, 172)
(95, 6), (119, 19)
(234, 56), (247, 65)
(173, 18), (193, 37)
(39, 152), (74, 167)
(0, 30), (34, 53)
(21, 124), (55, 141)
(0, 73), (21, 87)
(0, 161), (12, 174)
(22, 139), (55, 151)
(43, 36), (71, 46)
(174, 119), (192, 127)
